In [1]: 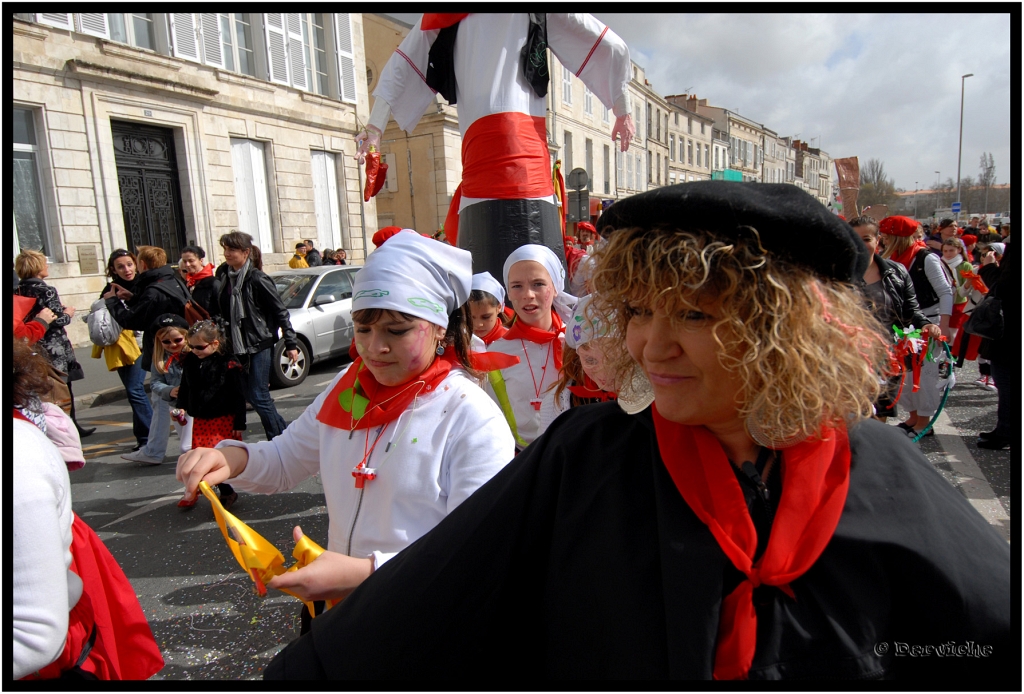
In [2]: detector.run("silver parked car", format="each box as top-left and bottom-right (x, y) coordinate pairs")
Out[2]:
(269, 265), (360, 388)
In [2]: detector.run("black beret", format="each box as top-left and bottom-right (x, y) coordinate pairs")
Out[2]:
(598, 181), (868, 282)
(153, 313), (189, 331)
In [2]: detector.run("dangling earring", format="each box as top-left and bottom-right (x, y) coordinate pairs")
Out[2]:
(435, 340), (446, 356)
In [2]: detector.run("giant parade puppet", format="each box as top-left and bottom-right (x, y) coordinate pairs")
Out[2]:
(356, 13), (636, 290)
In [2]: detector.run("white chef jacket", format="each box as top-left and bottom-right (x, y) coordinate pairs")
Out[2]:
(486, 334), (564, 447)
(371, 13), (634, 211)
(222, 365), (515, 568)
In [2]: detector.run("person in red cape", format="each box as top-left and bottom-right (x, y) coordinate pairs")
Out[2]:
(356, 13), (635, 289)
(262, 182), (1010, 683)
(486, 244), (578, 450)
(177, 232), (514, 635)
(13, 339), (163, 680)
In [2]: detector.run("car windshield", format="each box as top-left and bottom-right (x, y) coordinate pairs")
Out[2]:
(274, 274), (317, 309)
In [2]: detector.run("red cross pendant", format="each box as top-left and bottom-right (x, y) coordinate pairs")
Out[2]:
(352, 466), (377, 489)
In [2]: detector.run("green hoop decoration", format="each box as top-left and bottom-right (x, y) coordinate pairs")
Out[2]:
(912, 339), (954, 442)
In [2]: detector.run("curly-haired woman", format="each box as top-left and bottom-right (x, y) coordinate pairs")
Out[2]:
(15, 250), (92, 437)
(262, 183), (1010, 682)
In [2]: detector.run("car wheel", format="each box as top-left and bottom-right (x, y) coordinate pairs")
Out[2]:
(269, 339), (310, 389)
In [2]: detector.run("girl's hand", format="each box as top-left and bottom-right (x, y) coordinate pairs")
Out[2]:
(176, 445), (249, 502)
(266, 526), (374, 602)
(169, 386), (179, 399)
(63, 305), (76, 318)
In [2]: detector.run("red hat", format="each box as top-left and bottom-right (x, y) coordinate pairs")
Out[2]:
(960, 234), (977, 246)
(878, 216), (919, 237)
(577, 221), (597, 235)
(371, 226), (403, 248)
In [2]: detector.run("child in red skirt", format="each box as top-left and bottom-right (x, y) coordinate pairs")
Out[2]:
(175, 320), (247, 509)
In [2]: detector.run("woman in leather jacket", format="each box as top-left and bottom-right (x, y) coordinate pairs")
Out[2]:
(214, 232), (299, 440)
(851, 217), (939, 422)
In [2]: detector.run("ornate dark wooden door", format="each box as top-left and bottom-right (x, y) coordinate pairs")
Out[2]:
(111, 121), (187, 261)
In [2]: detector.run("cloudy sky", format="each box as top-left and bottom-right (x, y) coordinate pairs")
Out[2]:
(385, 12), (1010, 192)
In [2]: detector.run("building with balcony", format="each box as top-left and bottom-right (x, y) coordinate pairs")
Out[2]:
(13, 12), (375, 343)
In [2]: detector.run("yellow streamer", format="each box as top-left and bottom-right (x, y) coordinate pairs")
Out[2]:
(198, 481), (334, 617)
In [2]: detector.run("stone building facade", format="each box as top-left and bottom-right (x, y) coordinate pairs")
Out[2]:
(665, 100), (715, 185)
(13, 12), (376, 344)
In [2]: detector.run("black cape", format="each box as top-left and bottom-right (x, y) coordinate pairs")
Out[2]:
(265, 405), (1012, 682)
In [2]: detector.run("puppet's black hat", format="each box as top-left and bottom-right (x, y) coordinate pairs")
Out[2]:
(598, 181), (867, 283)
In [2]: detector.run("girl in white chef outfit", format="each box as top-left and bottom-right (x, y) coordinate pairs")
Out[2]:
(487, 245), (577, 450)
(176, 231), (515, 629)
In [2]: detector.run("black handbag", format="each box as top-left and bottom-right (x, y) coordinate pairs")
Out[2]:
(962, 295), (1003, 340)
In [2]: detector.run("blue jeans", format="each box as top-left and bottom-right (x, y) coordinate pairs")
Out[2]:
(117, 360), (153, 446)
(242, 347), (286, 440)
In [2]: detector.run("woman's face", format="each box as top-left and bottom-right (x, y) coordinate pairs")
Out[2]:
(38, 261), (50, 280)
(354, 313), (447, 387)
(469, 300), (500, 338)
(507, 260), (555, 327)
(855, 225), (879, 257)
(179, 252), (204, 275)
(940, 225), (957, 241)
(339, 250), (347, 259)
(942, 244), (961, 261)
(625, 296), (745, 431)
(221, 245), (250, 270)
(112, 255), (136, 282)
(578, 338), (615, 392)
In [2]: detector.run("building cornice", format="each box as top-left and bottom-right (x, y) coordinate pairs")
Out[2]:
(65, 59), (220, 101)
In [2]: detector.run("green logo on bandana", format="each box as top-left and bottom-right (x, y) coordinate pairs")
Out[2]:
(354, 289), (389, 300)
(408, 297), (443, 314)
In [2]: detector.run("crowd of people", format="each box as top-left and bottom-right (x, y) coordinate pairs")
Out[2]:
(14, 181), (1012, 680)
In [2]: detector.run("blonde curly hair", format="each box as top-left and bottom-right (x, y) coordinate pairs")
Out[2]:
(589, 226), (891, 444)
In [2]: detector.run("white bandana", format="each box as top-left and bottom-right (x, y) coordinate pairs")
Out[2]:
(564, 294), (610, 349)
(352, 231), (472, 327)
(502, 244), (578, 322)
(471, 271), (505, 307)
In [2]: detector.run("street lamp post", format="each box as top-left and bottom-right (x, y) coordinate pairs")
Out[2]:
(955, 73), (973, 222)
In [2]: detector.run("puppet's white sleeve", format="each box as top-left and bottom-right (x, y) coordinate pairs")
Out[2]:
(548, 14), (633, 118)
(371, 27), (440, 133)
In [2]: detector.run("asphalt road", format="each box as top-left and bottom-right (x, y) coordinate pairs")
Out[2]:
(67, 357), (1012, 680)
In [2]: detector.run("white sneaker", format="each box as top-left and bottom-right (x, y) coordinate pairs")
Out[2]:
(984, 378), (998, 392)
(121, 450), (164, 465)
(974, 376), (989, 386)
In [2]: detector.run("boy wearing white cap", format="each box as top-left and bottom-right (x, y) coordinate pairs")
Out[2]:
(177, 232), (514, 626)
(488, 245), (577, 450)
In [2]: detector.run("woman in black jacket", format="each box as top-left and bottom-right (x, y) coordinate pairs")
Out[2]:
(104, 246), (190, 372)
(178, 244), (219, 316)
(15, 249), (93, 436)
(852, 217), (940, 422)
(214, 232), (300, 440)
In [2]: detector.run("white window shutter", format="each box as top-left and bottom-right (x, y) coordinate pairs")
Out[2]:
(311, 151), (342, 249)
(248, 142), (273, 252)
(335, 13), (356, 103)
(76, 13), (109, 38)
(169, 13), (200, 62)
(264, 13), (290, 85)
(285, 13), (307, 90)
(199, 14), (224, 68)
(36, 13), (72, 29)
(324, 155), (342, 248)
(383, 152), (398, 192)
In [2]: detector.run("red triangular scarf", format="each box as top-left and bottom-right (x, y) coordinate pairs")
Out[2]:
(891, 241), (927, 271)
(503, 311), (565, 370)
(650, 405), (850, 680)
(421, 13), (469, 30)
(317, 355), (453, 431)
(185, 263), (215, 288)
(567, 374), (616, 402)
(480, 320), (508, 346)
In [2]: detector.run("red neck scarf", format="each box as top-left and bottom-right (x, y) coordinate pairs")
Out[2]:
(503, 311), (565, 370)
(567, 374), (616, 402)
(421, 13), (468, 30)
(890, 241), (927, 271)
(651, 406), (850, 680)
(317, 355), (453, 431)
(480, 320), (508, 346)
(186, 263), (215, 288)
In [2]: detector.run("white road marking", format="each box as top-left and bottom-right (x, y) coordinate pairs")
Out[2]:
(101, 490), (186, 528)
(931, 410), (1010, 539)
(315, 379), (335, 386)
